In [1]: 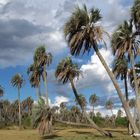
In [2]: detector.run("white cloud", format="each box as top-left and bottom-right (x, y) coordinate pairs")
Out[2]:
(76, 48), (115, 98)
(50, 96), (69, 107)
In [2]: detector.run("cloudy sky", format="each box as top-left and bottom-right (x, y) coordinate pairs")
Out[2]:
(0, 0), (136, 115)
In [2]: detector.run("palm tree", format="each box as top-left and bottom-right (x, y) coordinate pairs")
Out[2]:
(11, 74), (24, 129)
(112, 57), (129, 101)
(131, 0), (140, 30)
(105, 99), (115, 127)
(117, 109), (123, 118)
(34, 46), (52, 106)
(89, 93), (98, 116)
(112, 20), (140, 129)
(27, 62), (42, 101)
(105, 99), (113, 116)
(55, 57), (111, 137)
(64, 4), (138, 133)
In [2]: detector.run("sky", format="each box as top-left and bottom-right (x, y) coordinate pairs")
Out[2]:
(0, 0), (136, 116)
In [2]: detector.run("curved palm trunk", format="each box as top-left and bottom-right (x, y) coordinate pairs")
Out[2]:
(93, 45), (139, 134)
(43, 66), (49, 107)
(18, 87), (21, 129)
(130, 52), (140, 130)
(70, 79), (112, 137)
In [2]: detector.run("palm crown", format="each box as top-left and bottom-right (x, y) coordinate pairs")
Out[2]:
(112, 56), (128, 80)
(27, 63), (43, 87)
(34, 46), (52, 67)
(55, 57), (81, 84)
(64, 5), (105, 56)
(89, 93), (98, 106)
(11, 74), (24, 88)
(111, 21), (140, 59)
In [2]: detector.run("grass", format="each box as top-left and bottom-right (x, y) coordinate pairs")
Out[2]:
(0, 127), (135, 140)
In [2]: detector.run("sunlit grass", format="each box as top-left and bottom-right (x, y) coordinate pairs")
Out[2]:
(0, 127), (135, 140)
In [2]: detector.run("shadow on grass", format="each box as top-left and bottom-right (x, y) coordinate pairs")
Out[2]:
(70, 131), (94, 135)
(41, 135), (61, 140)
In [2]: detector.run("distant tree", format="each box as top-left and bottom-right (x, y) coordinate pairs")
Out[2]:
(117, 109), (123, 118)
(11, 74), (24, 129)
(89, 93), (99, 116)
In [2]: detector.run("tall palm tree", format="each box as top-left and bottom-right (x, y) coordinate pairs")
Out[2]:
(112, 20), (140, 129)
(55, 57), (111, 137)
(89, 93), (98, 116)
(34, 46), (52, 106)
(112, 57), (129, 101)
(64, 4), (138, 133)
(27, 62), (42, 101)
(11, 74), (24, 129)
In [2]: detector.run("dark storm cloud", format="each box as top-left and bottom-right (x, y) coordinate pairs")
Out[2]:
(0, 18), (54, 67)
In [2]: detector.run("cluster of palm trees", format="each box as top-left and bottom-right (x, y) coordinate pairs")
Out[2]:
(0, 97), (33, 127)
(0, 0), (140, 139)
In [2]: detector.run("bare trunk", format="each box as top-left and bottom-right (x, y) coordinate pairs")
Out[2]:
(70, 79), (112, 137)
(130, 52), (140, 130)
(36, 82), (41, 101)
(18, 87), (21, 129)
(43, 65), (49, 107)
(124, 75), (129, 102)
(93, 45), (139, 134)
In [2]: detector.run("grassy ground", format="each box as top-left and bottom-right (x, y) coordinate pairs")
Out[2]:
(0, 127), (135, 140)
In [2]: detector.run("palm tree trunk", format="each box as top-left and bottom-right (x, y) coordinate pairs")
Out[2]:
(43, 66), (49, 107)
(36, 82), (41, 101)
(124, 75), (130, 133)
(124, 75), (129, 102)
(18, 87), (21, 129)
(130, 52), (140, 130)
(93, 45), (139, 134)
(70, 79), (112, 137)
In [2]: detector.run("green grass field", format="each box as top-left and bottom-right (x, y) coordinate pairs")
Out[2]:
(0, 127), (135, 140)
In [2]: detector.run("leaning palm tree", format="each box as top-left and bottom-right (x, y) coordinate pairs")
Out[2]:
(112, 20), (140, 129)
(89, 93), (98, 116)
(64, 4), (138, 133)
(55, 57), (111, 137)
(112, 56), (129, 101)
(34, 46), (52, 106)
(11, 74), (24, 129)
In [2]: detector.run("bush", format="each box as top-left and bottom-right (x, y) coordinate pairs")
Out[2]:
(22, 116), (32, 128)
(115, 117), (128, 127)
